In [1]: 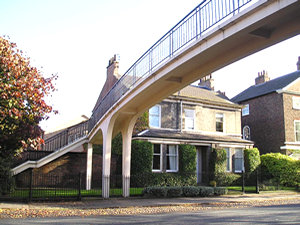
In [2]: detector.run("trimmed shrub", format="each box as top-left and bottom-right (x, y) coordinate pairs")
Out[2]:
(214, 172), (241, 186)
(198, 186), (214, 197)
(244, 148), (260, 173)
(143, 186), (227, 198)
(143, 186), (168, 198)
(131, 140), (153, 175)
(166, 186), (182, 197)
(179, 144), (196, 173)
(261, 153), (300, 186)
(214, 187), (228, 196)
(209, 148), (227, 184)
(182, 186), (199, 197)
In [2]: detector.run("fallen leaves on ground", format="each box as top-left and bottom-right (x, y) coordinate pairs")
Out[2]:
(0, 198), (299, 219)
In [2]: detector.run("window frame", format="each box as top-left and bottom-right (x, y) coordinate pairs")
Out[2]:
(216, 113), (224, 133)
(166, 145), (179, 173)
(293, 96), (300, 110)
(184, 108), (195, 131)
(242, 126), (251, 140)
(234, 148), (244, 173)
(294, 120), (300, 142)
(152, 144), (162, 172)
(149, 105), (161, 128)
(242, 104), (249, 116)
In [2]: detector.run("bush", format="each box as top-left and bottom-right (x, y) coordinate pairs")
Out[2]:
(214, 187), (228, 196)
(166, 186), (182, 197)
(261, 153), (300, 186)
(244, 148), (261, 173)
(209, 148), (227, 181)
(143, 186), (167, 198)
(182, 186), (199, 197)
(214, 172), (241, 186)
(143, 186), (227, 198)
(198, 186), (214, 197)
(179, 144), (196, 173)
(131, 140), (153, 175)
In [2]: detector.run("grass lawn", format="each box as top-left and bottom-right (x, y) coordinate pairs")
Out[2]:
(8, 187), (144, 199)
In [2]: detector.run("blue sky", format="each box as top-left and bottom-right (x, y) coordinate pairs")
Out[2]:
(1, 0), (299, 132)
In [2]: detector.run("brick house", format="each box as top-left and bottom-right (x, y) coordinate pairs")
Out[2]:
(134, 75), (253, 183)
(231, 58), (300, 158)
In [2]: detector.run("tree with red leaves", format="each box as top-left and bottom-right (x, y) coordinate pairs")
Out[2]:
(0, 36), (56, 193)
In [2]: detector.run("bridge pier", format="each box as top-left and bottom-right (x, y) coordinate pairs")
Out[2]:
(101, 116), (116, 198)
(86, 143), (93, 190)
(121, 115), (138, 197)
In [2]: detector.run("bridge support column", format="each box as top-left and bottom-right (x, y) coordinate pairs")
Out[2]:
(122, 116), (138, 197)
(86, 143), (93, 190)
(101, 116), (115, 198)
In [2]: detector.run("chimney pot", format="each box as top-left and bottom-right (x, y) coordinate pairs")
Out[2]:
(255, 70), (270, 85)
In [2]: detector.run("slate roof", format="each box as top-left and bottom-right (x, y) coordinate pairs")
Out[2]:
(135, 129), (253, 145)
(172, 85), (240, 108)
(231, 70), (300, 103)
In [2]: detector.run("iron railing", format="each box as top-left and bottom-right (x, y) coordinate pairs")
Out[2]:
(43, 120), (89, 152)
(88, 0), (258, 131)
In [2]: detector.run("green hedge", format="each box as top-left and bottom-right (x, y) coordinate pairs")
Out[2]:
(143, 186), (227, 198)
(131, 140), (153, 175)
(261, 153), (300, 186)
(244, 148), (260, 173)
(179, 144), (196, 173)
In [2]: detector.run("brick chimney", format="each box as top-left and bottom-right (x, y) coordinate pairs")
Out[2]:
(255, 70), (270, 85)
(297, 56), (300, 71)
(198, 74), (214, 90)
(93, 55), (121, 111)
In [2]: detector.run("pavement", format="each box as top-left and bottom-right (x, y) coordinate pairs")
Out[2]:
(1, 191), (300, 210)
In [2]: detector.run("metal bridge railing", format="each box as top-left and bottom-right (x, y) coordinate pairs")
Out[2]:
(42, 120), (89, 152)
(89, 0), (258, 131)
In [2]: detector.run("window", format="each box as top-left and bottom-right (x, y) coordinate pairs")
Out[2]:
(184, 109), (195, 130)
(166, 145), (178, 172)
(152, 144), (162, 171)
(216, 113), (224, 132)
(295, 121), (300, 142)
(234, 149), (244, 173)
(225, 148), (231, 172)
(242, 104), (249, 116)
(243, 126), (251, 140)
(149, 105), (161, 128)
(293, 97), (300, 109)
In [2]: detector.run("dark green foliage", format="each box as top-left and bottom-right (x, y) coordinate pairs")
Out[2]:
(112, 133), (122, 156)
(244, 148), (260, 173)
(214, 187), (228, 195)
(143, 186), (167, 198)
(198, 186), (214, 197)
(209, 148), (227, 184)
(143, 186), (227, 198)
(131, 140), (153, 175)
(179, 144), (196, 173)
(182, 186), (199, 197)
(260, 153), (300, 186)
(214, 173), (241, 186)
(166, 186), (182, 197)
(0, 157), (15, 195)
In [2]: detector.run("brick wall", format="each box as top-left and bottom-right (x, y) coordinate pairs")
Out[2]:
(241, 92), (285, 154)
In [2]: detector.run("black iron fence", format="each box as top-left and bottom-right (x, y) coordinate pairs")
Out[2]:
(1, 170), (298, 201)
(88, 0), (258, 132)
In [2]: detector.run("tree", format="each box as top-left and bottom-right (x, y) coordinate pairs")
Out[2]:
(0, 36), (56, 194)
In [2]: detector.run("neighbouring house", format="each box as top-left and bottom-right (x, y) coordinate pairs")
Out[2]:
(231, 57), (300, 159)
(134, 75), (253, 183)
